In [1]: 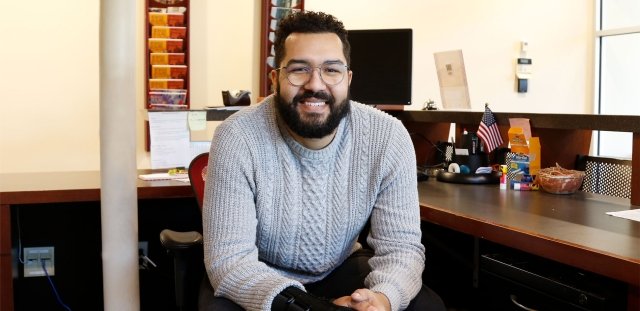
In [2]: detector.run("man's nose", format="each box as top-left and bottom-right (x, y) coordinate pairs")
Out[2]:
(303, 67), (326, 90)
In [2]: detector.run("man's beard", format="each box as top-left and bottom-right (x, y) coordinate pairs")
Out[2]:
(274, 86), (350, 139)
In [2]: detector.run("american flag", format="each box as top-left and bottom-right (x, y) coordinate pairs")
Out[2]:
(477, 104), (503, 152)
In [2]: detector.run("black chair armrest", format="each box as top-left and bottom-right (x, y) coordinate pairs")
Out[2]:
(160, 229), (203, 251)
(160, 229), (204, 310)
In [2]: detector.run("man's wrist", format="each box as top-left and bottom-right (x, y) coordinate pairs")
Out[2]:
(272, 286), (353, 311)
(373, 291), (391, 311)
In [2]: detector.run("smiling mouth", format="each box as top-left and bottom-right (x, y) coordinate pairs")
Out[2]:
(293, 91), (333, 108)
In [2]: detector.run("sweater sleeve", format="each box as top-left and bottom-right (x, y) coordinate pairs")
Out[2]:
(365, 122), (426, 311)
(202, 119), (302, 311)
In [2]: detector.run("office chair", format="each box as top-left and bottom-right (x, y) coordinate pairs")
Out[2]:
(160, 152), (208, 311)
(575, 154), (632, 199)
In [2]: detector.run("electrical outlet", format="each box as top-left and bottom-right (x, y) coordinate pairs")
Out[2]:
(138, 241), (157, 270)
(23, 247), (55, 277)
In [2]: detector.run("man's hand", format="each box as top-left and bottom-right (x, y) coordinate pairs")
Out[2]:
(333, 288), (391, 311)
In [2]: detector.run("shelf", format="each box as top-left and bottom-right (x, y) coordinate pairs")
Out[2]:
(392, 110), (640, 132)
(145, 0), (190, 110)
(145, 108), (241, 121)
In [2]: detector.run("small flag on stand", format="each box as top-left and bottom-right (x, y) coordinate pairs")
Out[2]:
(477, 103), (503, 153)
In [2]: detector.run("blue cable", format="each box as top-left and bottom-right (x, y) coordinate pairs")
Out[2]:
(16, 209), (25, 264)
(41, 260), (72, 311)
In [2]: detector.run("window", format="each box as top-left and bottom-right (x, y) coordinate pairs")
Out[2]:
(595, 0), (640, 158)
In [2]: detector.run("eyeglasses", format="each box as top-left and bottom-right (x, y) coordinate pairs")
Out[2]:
(276, 62), (349, 86)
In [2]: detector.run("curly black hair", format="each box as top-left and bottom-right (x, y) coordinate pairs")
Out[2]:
(273, 11), (350, 68)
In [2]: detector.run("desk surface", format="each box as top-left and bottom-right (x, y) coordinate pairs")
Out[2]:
(418, 180), (640, 286)
(0, 170), (193, 204)
(3, 172), (638, 286)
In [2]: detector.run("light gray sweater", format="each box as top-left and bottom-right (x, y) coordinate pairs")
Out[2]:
(203, 96), (425, 311)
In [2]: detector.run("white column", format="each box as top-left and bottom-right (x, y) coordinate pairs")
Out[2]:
(99, 0), (139, 310)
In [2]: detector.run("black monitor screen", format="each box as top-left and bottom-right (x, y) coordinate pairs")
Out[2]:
(347, 29), (412, 105)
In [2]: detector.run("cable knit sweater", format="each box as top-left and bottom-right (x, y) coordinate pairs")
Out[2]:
(202, 95), (425, 311)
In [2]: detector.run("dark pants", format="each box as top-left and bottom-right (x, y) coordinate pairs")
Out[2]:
(199, 249), (446, 311)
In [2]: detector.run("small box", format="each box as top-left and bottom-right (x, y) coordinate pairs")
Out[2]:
(149, 79), (184, 90)
(151, 26), (187, 39)
(149, 12), (185, 26)
(150, 53), (185, 65)
(508, 127), (529, 154)
(505, 152), (530, 189)
(148, 90), (187, 109)
(148, 38), (183, 53)
(529, 137), (541, 176)
(151, 65), (187, 79)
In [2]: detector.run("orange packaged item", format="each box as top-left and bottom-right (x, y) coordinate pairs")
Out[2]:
(508, 127), (529, 154)
(148, 38), (183, 53)
(149, 12), (185, 27)
(151, 26), (187, 39)
(150, 53), (185, 65)
(529, 137), (541, 176)
(149, 79), (184, 90)
(151, 65), (187, 79)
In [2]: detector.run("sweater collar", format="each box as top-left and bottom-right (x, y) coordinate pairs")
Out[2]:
(272, 100), (350, 160)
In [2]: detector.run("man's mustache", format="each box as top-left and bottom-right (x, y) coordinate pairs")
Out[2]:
(292, 91), (334, 104)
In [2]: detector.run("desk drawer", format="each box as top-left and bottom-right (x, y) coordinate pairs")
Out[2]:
(479, 252), (626, 310)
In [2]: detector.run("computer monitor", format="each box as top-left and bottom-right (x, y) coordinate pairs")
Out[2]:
(347, 28), (412, 105)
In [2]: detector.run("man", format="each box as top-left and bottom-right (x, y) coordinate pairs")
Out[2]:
(202, 11), (445, 311)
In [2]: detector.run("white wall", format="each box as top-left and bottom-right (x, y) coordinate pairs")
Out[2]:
(1, 1), (101, 173)
(306, 0), (595, 113)
(0, 0), (594, 173)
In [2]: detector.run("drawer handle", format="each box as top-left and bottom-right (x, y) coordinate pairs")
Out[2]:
(510, 294), (538, 311)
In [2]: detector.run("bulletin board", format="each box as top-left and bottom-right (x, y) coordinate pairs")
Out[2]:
(145, 0), (190, 110)
(259, 0), (305, 97)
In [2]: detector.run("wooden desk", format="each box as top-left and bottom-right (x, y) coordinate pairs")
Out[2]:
(418, 180), (640, 310)
(3, 170), (638, 309)
(0, 171), (194, 311)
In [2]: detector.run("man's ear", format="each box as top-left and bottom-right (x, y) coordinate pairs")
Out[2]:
(270, 70), (278, 90)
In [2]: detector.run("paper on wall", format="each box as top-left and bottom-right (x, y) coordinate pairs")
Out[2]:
(148, 111), (190, 169)
(434, 50), (471, 110)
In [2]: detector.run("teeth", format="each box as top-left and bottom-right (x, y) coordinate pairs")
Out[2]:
(303, 102), (325, 107)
